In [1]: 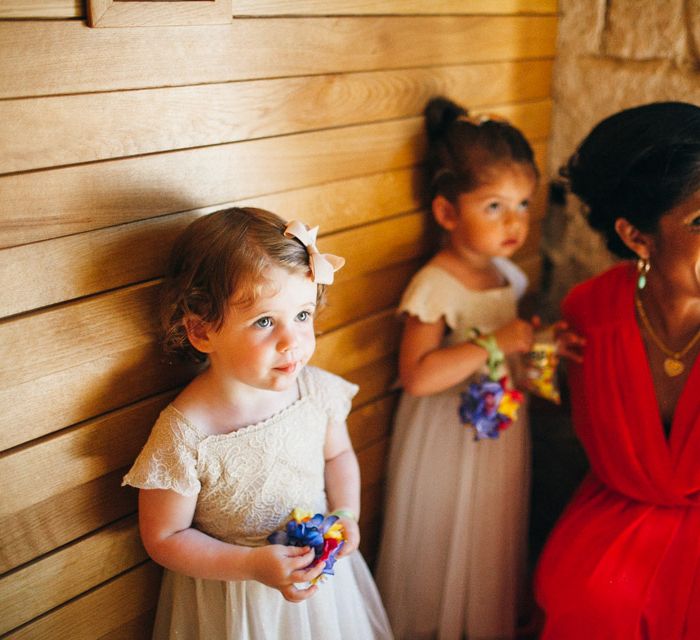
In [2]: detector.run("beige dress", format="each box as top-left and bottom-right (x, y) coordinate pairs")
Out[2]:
(123, 365), (393, 640)
(375, 259), (531, 640)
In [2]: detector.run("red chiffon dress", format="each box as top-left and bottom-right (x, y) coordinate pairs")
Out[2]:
(535, 263), (700, 639)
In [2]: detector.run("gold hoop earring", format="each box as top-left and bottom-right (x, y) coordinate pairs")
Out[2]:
(636, 257), (650, 290)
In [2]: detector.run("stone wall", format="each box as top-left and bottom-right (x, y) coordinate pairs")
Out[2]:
(542, 0), (700, 316)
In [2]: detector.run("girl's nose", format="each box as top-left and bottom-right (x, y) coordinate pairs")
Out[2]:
(277, 326), (298, 353)
(504, 210), (523, 227)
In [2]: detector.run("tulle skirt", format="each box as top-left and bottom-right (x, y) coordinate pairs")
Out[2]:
(375, 388), (530, 640)
(153, 551), (393, 639)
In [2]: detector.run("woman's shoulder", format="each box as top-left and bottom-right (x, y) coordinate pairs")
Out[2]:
(562, 262), (634, 326)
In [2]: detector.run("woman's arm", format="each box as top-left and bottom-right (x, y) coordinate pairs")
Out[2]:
(399, 315), (534, 396)
(138, 488), (324, 601)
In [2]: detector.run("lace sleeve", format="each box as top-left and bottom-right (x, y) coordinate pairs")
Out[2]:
(122, 407), (202, 497)
(304, 367), (359, 424)
(398, 266), (459, 329)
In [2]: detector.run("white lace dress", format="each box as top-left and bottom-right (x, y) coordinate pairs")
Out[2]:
(375, 260), (531, 640)
(123, 366), (393, 640)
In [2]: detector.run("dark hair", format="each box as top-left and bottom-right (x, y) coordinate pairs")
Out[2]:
(160, 207), (323, 362)
(563, 101), (700, 258)
(424, 96), (538, 204)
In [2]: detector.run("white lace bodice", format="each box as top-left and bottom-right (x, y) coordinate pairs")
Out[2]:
(123, 366), (358, 547)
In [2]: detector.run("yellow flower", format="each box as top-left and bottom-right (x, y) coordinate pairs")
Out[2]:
(291, 507), (313, 523)
(497, 394), (520, 421)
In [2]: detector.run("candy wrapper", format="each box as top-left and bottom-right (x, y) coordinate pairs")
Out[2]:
(267, 508), (346, 586)
(459, 375), (524, 440)
(521, 327), (561, 404)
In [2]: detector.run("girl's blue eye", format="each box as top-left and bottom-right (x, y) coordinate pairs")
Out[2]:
(255, 317), (272, 328)
(297, 310), (312, 322)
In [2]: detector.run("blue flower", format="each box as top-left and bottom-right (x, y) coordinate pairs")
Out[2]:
(267, 510), (347, 582)
(459, 376), (522, 440)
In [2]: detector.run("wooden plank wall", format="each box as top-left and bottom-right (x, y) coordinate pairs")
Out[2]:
(0, 1), (557, 637)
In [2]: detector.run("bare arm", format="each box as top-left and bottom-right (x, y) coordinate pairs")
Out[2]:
(399, 314), (535, 396)
(324, 418), (361, 557)
(138, 488), (324, 602)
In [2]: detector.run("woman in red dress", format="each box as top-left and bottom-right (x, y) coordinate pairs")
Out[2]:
(535, 102), (700, 639)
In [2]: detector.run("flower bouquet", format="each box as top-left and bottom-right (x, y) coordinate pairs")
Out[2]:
(267, 508), (346, 586)
(459, 330), (524, 440)
(459, 375), (523, 440)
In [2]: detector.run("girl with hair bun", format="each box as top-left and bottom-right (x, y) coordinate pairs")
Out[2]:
(535, 102), (700, 639)
(375, 96), (544, 639)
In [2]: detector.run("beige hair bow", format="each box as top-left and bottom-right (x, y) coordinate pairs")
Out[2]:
(284, 220), (345, 285)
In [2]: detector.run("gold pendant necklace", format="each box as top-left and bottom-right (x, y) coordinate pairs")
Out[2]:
(634, 293), (700, 377)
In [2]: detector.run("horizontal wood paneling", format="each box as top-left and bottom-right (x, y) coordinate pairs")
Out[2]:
(356, 437), (390, 488)
(0, 108), (549, 249)
(0, 118), (423, 248)
(1, 282), (162, 391)
(1, 6), (556, 636)
(0, 61), (552, 173)
(359, 481), (387, 565)
(0, 167), (420, 317)
(0, 394), (171, 520)
(98, 611), (156, 640)
(348, 394), (398, 452)
(320, 260), (422, 333)
(346, 357), (398, 407)
(312, 310), (401, 376)
(0, 468), (135, 574)
(0, 337), (193, 452)
(0, 516), (147, 635)
(0, 0), (81, 18)
(88, 0), (231, 27)
(324, 212), (432, 285)
(0, 17), (557, 98)
(0, 133), (547, 318)
(6, 562), (161, 640)
(235, 0), (558, 15)
(0, 0), (558, 19)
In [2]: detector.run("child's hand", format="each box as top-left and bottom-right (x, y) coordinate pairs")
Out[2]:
(337, 517), (360, 558)
(247, 544), (325, 603)
(552, 321), (586, 363)
(493, 319), (535, 355)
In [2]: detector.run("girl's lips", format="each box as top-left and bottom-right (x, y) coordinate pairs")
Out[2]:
(274, 362), (298, 374)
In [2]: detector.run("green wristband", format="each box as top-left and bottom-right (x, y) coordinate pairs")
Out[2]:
(330, 508), (358, 522)
(472, 332), (505, 380)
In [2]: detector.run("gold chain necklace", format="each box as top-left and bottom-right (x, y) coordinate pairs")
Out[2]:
(634, 293), (700, 377)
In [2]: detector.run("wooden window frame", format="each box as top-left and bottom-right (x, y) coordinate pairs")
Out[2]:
(87, 0), (231, 27)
